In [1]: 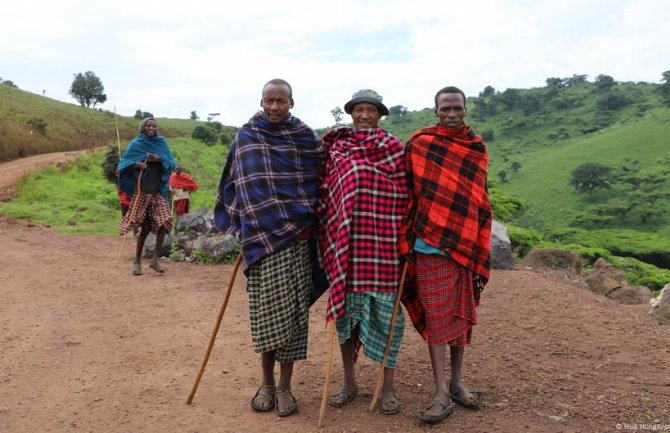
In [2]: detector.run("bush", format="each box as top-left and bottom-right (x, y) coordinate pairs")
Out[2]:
(506, 224), (542, 257)
(191, 125), (219, 145)
(26, 117), (47, 134)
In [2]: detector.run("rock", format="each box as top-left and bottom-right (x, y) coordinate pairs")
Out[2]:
(606, 285), (653, 304)
(176, 208), (213, 235)
(491, 220), (515, 270)
(199, 234), (239, 260)
(650, 284), (670, 324)
(521, 248), (582, 276)
(584, 260), (628, 295)
(142, 232), (174, 258)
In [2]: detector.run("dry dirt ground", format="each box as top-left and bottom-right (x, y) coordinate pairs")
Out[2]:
(1, 156), (670, 433)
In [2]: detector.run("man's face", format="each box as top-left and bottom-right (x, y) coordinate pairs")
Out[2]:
(143, 120), (158, 136)
(351, 102), (381, 129)
(436, 92), (466, 128)
(260, 84), (293, 123)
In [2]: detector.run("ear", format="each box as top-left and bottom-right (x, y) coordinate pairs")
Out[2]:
(290, 98), (295, 108)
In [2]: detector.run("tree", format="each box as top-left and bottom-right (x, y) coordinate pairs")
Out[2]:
(570, 162), (613, 195)
(134, 110), (143, 120)
(596, 92), (629, 111)
(511, 161), (522, 173)
(190, 111), (199, 121)
(330, 107), (343, 124)
(595, 74), (615, 91)
(69, 71), (107, 108)
(659, 70), (670, 106)
(191, 125), (218, 145)
(565, 74), (588, 87)
(479, 85), (495, 97)
(388, 105), (408, 117)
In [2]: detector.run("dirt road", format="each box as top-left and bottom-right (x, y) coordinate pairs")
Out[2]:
(1, 216), (669, 433)
(0, 150), (91, 201)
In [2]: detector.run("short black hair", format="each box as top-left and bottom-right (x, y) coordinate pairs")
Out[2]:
(434, 86), (466, 109)
(263, 78), (293, 98)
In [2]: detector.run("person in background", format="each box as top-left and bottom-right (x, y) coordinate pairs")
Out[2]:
(214, 79), (323, 418)
(168, 165), (199, 217)
(118, 117), (176, 276)
(399, 86), (492, 424)
(318, 89), (408, 415)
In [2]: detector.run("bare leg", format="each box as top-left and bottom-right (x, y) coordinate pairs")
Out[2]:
(250, 351), (276, 411)
(449, 345), (478, 404)
(423, 343), (450, 417)
(380, 366), (399, 414)
(133, 219), (150, 275)
(329, 339), (358, 406)
(149, 227), (166, 273)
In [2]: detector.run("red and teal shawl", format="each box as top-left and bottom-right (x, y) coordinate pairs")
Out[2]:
(318, 126), (408, 324)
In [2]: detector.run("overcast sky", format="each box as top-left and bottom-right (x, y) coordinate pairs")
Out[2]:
(2, 0), (668, 129)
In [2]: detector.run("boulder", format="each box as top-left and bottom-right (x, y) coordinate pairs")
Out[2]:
(142, 232), (175, 258)
(605, 285), (653, 304)
(650, 284), (670, 324)
(584, 260), (628, 295)
(490, 220), (515, 270)
(176, 208), (214, 235)
(521, 248), (582, 276)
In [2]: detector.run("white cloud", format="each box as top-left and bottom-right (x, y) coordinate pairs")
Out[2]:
(2, 0), (669, 129)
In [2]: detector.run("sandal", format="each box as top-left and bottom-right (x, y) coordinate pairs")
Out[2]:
(275, 389), (298, 417)
(250, 384), (275, 412)
(417, 398), (455, 424)
(449, 389), (485, 410)
(380, 392), (400, 415)
(328, 388), (358, 408)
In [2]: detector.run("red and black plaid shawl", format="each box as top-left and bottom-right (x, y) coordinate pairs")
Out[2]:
(399, 124), (492, 339)
(317, 126), (408, 324)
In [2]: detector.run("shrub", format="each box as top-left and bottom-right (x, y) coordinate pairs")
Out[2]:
(506, 224), (542, 257)
(27, 117), (47, 134)
(191, 125), (219, 145)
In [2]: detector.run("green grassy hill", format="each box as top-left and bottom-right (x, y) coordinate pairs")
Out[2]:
(0, 84), (198, 161)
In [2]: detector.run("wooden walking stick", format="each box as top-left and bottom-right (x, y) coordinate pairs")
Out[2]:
(187, 251), (243, 404)
(369, 261), (409, 412)
(317, 320), (336, 428)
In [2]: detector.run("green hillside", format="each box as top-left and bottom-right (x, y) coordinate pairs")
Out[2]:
(0, 84), (198, 161)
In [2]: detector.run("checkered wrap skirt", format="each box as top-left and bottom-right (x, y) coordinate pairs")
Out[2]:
(415, 253), (478, 346)
(119, 193), (172, 235)
(246, 239), (311, 362)
(336, 291), (405, 368)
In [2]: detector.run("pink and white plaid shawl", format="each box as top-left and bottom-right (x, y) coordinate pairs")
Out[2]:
(317, 126), (408, 324)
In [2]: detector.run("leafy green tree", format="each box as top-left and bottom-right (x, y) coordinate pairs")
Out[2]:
(479, 85), (495, 97)
(565, 74), (588, 86)
(331, 107), (343, 123)
(134, 109), (143, 120)
(511, 161), (521, 173)
(595, 74), (615, 91)
(190, 111), (199, 121)
(1, 79), (18, 88)
(388, 105), (408, 117)
(596, 92), (629, 111)
(659, 70), (670, 106)
(570, 162), (613, 195)
(69, 71), (107, 108)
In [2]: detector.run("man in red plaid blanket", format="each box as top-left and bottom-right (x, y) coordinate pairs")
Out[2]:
(399, 86), (492, 424)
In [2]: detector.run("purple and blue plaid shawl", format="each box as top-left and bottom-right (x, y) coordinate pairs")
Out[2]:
(214, 112), (323, 269)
